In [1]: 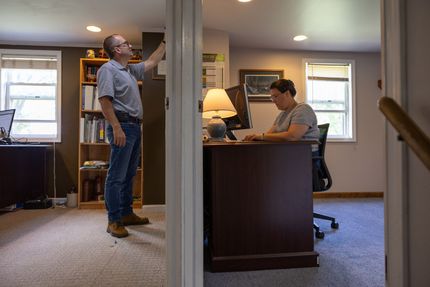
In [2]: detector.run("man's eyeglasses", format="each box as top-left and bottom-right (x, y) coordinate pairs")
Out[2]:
(113, 41), (132, 49)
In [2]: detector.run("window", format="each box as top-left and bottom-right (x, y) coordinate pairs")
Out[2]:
(0, 49), (62, 142)
(304, 59), (356, 141)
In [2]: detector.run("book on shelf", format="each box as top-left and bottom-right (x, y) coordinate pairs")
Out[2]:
(82, 85), (100, 111)
(93, 88), (101, 110)
(79, 118), (85, 142)
(80, 115), (108, 143)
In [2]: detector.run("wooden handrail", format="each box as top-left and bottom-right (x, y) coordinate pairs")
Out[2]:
(378, 96), (430, 171)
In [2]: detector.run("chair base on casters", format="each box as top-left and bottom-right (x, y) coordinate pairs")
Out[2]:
(313, 222), (325, 239)
(313, 212), (339, 239)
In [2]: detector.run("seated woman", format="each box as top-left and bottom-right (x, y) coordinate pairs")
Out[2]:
(244, 79), (319, 146)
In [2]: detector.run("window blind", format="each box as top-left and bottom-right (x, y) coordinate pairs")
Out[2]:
(307, 64), (349, 81)
(1, 55), (57, 70)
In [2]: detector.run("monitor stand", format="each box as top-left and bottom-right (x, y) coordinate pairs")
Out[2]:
(225, 130), (237, 141)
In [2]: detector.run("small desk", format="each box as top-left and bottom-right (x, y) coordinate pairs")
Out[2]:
(204, 141), (318, 272)
(0, 145), (50, 208)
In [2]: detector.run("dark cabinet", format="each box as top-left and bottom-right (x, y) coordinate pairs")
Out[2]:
(0, 145), (50, 208)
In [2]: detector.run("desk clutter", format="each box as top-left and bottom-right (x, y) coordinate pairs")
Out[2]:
(0, 137), (12, 145)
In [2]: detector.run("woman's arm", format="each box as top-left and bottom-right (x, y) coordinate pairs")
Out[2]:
(263, 124), (309, 141)
(243, 123), (309, 142)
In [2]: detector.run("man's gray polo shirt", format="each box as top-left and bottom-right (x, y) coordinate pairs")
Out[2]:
(97, 59), (145, 119)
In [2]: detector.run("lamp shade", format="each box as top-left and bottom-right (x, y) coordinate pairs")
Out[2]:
(202, 88), (237, 119)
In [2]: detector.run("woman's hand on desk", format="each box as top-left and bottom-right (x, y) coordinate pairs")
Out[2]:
(243, 133), (264, 141)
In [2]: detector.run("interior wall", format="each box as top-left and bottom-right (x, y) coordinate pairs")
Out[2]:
(0, 44), (88, 198)
(142, 32), (166, 205)
(405, 0), (430, 284)
(229, 48), (385, 193)
(203, 28), (230, 85)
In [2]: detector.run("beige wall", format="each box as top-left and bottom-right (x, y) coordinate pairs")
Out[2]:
(405, 0), (430, 284)
(203, 28), (230, 87)
(229, 48), (385, 193)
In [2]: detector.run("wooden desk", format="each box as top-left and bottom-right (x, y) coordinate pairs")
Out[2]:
(204, 141), (318, 272)
(0, 145), (50, 208)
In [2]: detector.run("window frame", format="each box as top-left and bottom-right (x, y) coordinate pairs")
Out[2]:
(303, 58), (356, 142)
(0, 49), (62, 142)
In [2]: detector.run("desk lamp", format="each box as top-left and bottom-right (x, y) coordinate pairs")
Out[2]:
(202, 88), (237, 141)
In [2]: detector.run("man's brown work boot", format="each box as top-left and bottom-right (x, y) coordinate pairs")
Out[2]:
(106, 222), (129, 238)
(121, 213), (150, 226)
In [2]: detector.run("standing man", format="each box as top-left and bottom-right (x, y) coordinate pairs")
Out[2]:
(97, 34), (166, 238)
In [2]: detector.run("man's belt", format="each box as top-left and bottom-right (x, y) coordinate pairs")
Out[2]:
(114, 111), (142, 124)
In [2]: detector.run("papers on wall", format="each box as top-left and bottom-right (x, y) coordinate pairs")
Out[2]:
(202, 53), (225, 96)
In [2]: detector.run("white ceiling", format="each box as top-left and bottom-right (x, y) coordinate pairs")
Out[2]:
(0, 0), (380, 52)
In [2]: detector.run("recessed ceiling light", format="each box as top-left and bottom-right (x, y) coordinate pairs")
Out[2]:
(238, 0), (252, 3)
(86, 26), (102, 33)
(293, 35), (308, 41)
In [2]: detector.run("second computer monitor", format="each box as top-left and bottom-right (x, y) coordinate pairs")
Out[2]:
(224, 84), (253, 132)
(0, 109), (15, 138)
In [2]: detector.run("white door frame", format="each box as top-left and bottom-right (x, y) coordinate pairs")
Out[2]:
(381, 0), (409, 286)
(165, 0), (203, 286)
(164, 0), (409, 286)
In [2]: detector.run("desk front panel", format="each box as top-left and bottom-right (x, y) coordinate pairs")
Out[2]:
(204, 142), (318, 271)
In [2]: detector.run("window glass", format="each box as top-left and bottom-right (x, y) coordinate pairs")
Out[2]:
(315, 112), (346, 137)
(305, 60), (355, 141)
(0, 50), (61, 142)
(306, 80), (347, 110)
(13, 122), (57, 138)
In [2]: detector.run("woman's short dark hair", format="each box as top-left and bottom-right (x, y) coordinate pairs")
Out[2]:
(103, 34), (120, 59)
(270, 79), (297, 97)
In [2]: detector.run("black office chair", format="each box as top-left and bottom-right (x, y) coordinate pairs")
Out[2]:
(312, 123), (339, 239)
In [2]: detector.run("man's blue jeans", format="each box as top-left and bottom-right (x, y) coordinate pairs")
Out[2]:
(105, 122), (141, 223)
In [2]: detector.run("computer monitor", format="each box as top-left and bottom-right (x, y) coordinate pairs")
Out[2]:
(0, 109), (15, 139)
(224, 84), (253, 140)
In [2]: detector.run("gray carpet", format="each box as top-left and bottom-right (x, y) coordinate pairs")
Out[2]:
(0, 208), (166, 287)
(204, 198), (385, 287)
(0, 198), (384, 287)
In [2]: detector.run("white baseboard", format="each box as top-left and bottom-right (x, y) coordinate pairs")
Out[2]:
(141, 204), (165, 213)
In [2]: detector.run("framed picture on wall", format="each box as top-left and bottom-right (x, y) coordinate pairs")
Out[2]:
(239, 69), (284, 102)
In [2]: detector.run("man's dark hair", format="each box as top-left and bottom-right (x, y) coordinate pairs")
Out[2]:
(103, 34), (120, 59)
(270, 79), (297, 97)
